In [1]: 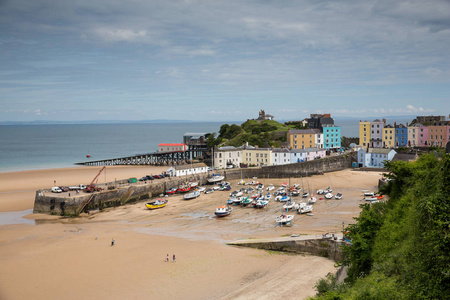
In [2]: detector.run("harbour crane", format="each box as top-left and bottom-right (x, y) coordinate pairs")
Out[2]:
(85, 166), (106, 193)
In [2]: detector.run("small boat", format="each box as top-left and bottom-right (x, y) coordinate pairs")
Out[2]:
(227, 196), (237, 205)
(299, 205), (313, 214)
(207, 174), (225, 183)
(251, 193), (261, 199)
(86, 154), (91, 158)
(212, 186), (220, 191)
(302, 192), (309, 198)
(177, 186), (191, 193)
(266, 184), (275, 191)
(183, 191), (200, 200)
(238, 180), (245, 185)
(364, 196), (378, 201)
(282, 182), (288, 187)
(316, 189), (324, 195)
(204, 188), (214, 194)
(291, 190), (300, 197)
(265, 193), (272, 200)
(240, 196), (252, 206)
(278, 195), (291, 202)
(364, 192), (375, 197)
(254, 199), (269, 208)
(166, 187), (177, 195)
(283, 201), (295, 211)
(276, 214), (294, 225)
(324, 193), (333, 199)
(219, 185), (231, 191)
(196, 186), (206, 193)
(335, 193), (343, 200)
(308, 196), (317, 204)
(215, 206), (232, 217)
(189, 181), (198, 188)
(145, 198), (168, 210)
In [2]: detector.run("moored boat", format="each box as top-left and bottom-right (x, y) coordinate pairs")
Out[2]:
(166, 187), (177, 195)
(283, 201), (295, 211)
(183, 190), (200, 200)
(208, 174), (225, 183)
(215, 206), (232, 217)
(177, 185), (191, 193)
(276, 214), (294, 225)
(145, 198), (168, 210)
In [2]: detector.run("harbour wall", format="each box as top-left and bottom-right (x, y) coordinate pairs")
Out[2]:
(34, 154), (355, 216)
(228, 236), (346, 261)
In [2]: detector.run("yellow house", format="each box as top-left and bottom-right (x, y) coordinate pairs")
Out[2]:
(287, 129), (320, 149)
(359, 121), (371, 147)
(382, 124), (395, 148)
(242, 148), (272, 167)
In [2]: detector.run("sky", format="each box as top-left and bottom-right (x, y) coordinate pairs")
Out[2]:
(1, 0), (449, 122)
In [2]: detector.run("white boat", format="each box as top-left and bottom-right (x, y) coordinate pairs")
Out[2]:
(316, 189), (324, 195)
(196, 186), (206, 192)
(189, 181), (198, 187)
(302, 192), (309, 198)
(364, 196), (378, 201)
(283, 201), (295, 211)
(299, 205), (313, 214)
(266, 184), (275, 191)
(364, 192), (375, 197)
(183, 191), (200, 200)
(279, 195), (291, 202)
(215, 206), (232, 217)
(308, 196), (317, 204)
(254, 199), (269, 208)
(238, 180), (245, 185)
(276, 214), (294, 224)
(294, 202), (306, 211)
(324, 193), (333, 199)
(207, 174), (225, 183)
(204, 188), (214, 194)
(335, 193), (343, 200)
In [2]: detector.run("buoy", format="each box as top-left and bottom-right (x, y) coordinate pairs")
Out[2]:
(86, 154), (91, 158)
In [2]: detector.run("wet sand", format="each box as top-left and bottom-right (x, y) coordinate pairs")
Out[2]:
(0, 166), (382, 300)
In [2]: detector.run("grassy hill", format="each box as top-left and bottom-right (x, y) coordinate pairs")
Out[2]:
(207, 119), (299, 148)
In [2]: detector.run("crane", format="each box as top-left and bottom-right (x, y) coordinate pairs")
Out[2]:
(85, 166), (106, 193)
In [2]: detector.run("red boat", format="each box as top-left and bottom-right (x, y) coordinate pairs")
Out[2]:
(177, 186), (191, 193)
(166, 187), (177, 195)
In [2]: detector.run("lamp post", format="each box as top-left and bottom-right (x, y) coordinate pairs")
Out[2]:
(342, 222), (345, 240)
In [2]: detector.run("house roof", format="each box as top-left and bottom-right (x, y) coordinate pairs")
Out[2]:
(271, 148), (290, 153)
(290, 147), (325, 153)
(159, 143), (186, 146)
(288, 129), (321, 135)
(367, 148), (396, 154)
(392, 153), (417, 162)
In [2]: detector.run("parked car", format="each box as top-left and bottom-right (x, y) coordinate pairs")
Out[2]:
(58, 186), (69, 192)
(153, 175), (161, 179)
(145, 175), (154, 180)
(139, 177), (147, 181)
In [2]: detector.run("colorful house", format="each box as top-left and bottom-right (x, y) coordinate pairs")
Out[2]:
(428, 122), (450, 147)
(359, 121), (371, 147)
(382, 124), (395, 148)
(290, 148), (326, 163)
(407, 123), (423, 147)
(271, 148), (291, 165)
(213, 146), (242, 169)
(394, 124), (408, 147)
(322, 125), (341, 150)
(357, 148), (397, 168)
(242, 147), (272, 167)
(370, 119), (385, 148)
(287, 129), (320, 149)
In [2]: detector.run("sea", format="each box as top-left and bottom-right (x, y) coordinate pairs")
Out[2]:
(0, 117), (412, 173)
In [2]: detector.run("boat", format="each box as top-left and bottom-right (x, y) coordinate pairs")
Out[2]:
(227, 196), (237, 205)
(308, 195), (317, 204)
(335, 193), (343, 200)
(278, 195), (291, 202)
(219, 185), (231, 191)
(316, 189), (324, 195)
(302, 192), (309, 198)
(276, 214), (294, 225)
(215, 206), (232, 217)
(298, 205), (313, 214)
(238, 180), (245, 185)
(183, 190), (200, 200)
(166, 187), (177, 195)
(364, 196), (378, 201)
(254, 199), (269, 208)
(240, 196), (252, 206)
(282, 182), (288, 187)
(196, 186), (206, 193)
(177, 185), (191, 193)
(291, 190), (300, 197)
(189, 181), (198, 188)
(204, 188), (214, 194)
(283, 201), (295, 211)
(266, 184), (275, 191)
(145, 198), (168, 210)
(207, 174), (225, 183)
(324, 193), (333, 199)
(364, 192), (375, 197)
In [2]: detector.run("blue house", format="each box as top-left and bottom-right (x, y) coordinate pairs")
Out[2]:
(395, 124), (408, 147)
(322, 125), (341, 150)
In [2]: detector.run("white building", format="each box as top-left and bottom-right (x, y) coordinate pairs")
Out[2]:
(213, 146), (242, 169)
(271, 148), (291, 165)
(315, 132), (324, 149)
(357, 148), (396, 168)
(290, 148), (326, 163)
(166, 163), (208, 177)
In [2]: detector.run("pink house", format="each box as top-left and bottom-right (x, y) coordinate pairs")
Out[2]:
(417, 125), (429, 147)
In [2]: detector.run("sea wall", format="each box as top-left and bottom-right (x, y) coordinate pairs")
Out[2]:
(33, 154), (354, 216)
(228, 237), (346, 261)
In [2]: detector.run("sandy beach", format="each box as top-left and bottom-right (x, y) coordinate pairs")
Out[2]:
(0, 166), (383, 300)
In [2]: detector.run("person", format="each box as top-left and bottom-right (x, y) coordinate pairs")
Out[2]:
(173, 254), (176, 262)
(111, 238), (115, 246)
(166, 254), (169, 262)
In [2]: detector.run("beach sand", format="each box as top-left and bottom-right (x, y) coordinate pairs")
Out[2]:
(0, 166), (383, 300)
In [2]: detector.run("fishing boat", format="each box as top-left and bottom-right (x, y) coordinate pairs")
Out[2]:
(183, 190), (200, 200)
(298, 204), (313, 214)
(207, 174), (225, 183)
(166, 187), (177, 195)
(302, 192), (309, 198)
(177, 185), (191, 193)
(189, 181), (198, 188)
(335, 193), (343, 200)
(196, 186), (206, 193)
(145, 198), (168, 210)
(324, 192), (333, 199)
(204, 188), (214, 194)
(276, 214), (294, 225)
(254, 199), (269, 208)
(215, 206), (232, 217)
(316, 189), (325, 195)
(227, 196), (237, 205)
(238, 179), (245, 185)
(240, 196), (252, 206)
(266, 184), (275, 191)
(364, 192), (375, 197)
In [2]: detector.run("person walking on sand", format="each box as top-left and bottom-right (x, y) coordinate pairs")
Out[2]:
(111, 238), (115, 246)
(166, 254), (169, 262)
(173, 254), (176, 262)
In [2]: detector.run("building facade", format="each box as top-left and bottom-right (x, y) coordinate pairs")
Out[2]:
(242, 148), (272, 167)
(382, 124), (395, 148)
(288, 129), (320, 149)
(428, 122), (450, 147)
(322, 125), (341, 150)
(394, 124), (408, 147)
(158, 143), (188, 153)
(357, 148), (397, 168)
(166, 163), (208, 177)
(271, 148), (291, 165)
(370, 119), (385, 148)
(213, 146), (242, 169)
(359, 121), (371, 147)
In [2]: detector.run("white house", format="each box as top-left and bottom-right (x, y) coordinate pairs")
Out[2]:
(271, 148), (291, 165)
(357, 148), (397, 168)
(213, 146), (242, 169)
(290, 148), (326, 163)
(166, 163), (208, 177)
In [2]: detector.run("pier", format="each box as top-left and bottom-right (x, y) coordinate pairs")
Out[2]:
(76, 150), (204, 166)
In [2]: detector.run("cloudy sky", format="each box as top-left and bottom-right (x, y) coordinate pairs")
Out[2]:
(1, 0), (449, 122)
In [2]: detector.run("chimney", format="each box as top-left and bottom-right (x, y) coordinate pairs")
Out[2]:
(383, 118), (386, 125)
(394, 122), (397, 127)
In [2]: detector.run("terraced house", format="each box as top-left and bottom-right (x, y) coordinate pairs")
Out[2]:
(213, 146), (242, 169)
(242, 147), (272, 167)
(428, 122), (450, 147)
(370, 119), (385, 148)
(394, 123), (408, 147)
(382, 124), (395, 148)
(359, 120), (371, 147)
(407, 123), (427, 147)
(322, 125), (341, 150)
(287, 129), (320, 149)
